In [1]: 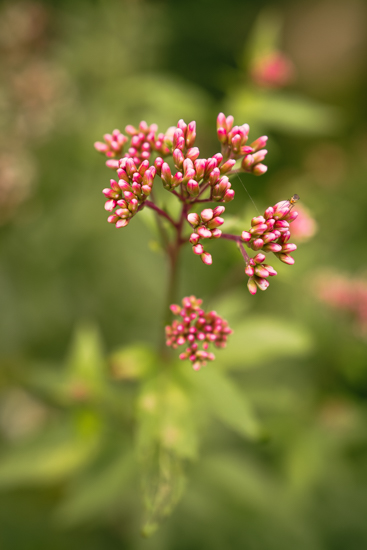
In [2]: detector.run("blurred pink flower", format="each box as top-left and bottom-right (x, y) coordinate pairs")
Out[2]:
(289, 203), (317, 242)
(251, 51), (295, 89)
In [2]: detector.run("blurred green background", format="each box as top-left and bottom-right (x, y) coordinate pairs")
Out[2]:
(1, 0), (367, 548)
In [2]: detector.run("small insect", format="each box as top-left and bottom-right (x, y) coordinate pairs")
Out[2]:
(289, 193), (300, 206)
(276, 193), (300, 212)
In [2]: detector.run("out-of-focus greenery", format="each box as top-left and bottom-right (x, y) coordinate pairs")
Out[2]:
(1, 0), (367, 548)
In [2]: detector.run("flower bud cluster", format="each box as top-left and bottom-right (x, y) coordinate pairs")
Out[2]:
(102, 158), (155, 228)
(94, 129), (128, 158)
(187, 207), (225, 265)
(95, 121), (170, 167)
(165, 296), (233, 371)
(217, 112), (268, 176)
(241, 199), (299, 294)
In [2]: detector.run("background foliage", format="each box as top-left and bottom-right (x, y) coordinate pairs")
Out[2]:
(1, 0), (367, 548)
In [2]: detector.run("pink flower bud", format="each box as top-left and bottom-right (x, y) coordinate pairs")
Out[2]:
(94, 141), (108, 152)
(220, 159), (236, 174)
(286, 210), (299, 222)
(186, 147), (200, 162)
(193, 244), (204, 255)
(186, 121), (196, 148)
(187, 213), (200, 227)
(197, 226), (212, 239)
(251, 238), (264, 250)
(255, 277), (270, 291)
(263, 243), (282, 253)
(264, 206), (274, 219)
(217, 127), (227, 143)
(245, 265), (255, 277)
(247, 277), (257, 295)
(104, 199), (116, 211)
(241, 231), (251, 242)
(223, 189), (235, 202)
(277, 253), (295, 265)
(161, 162), (172, 187)
(194, 159), (207, 181)
(281, 243), (297, 253)
(265, 219), (275, 230)
(254, 253), (266, 263)
(200, 208), (214, 222)
(209, 168), (221, 186)
(217, 112), (227, 130)
(107, 214), (119, 224)
(207, 217), (224, 229)
(242, 155), (254, 170)
(170, 304), (181, 315)
(189, 232), (200, 244)
(213, 153), (223, 164)
(250, 136), (268, 152)
(187, 179), (200, 196)
(213, 206), (225, 217)
(128, 198), (138, 213)
(201, 252), (212, 265)
(173, 148), (184, 168)
(250, 223), (268, 235)
(154, 157), (164, 175)
(105, 160), (120, 169)
(172, 172), (183, 188)
(254, 265), (269, 278)
(226, 115), (234, 131)
(252, 163), (268, 176)
(262, 232), (277, 244)
(263, 264), (277, 276)
(252, 150), (268, 164)
(210, 228), (222, 238)
(141, 185), (152, 195)
(251, 215), (266, 226)
(116, 218), (129, 228)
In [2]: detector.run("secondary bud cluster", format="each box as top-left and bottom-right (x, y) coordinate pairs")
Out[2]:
(165, 296), (233, 371)
(94, 129), (128, 158)
(241, 199), (299, 294)
(187, 207), (225, 265)
(217, 112), (268, 176)
(95, 121), (170, 167)
(103, 158), (155, 228)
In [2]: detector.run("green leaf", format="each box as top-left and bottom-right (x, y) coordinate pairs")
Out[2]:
(220, 315), (313, 370)
(56, 449), (135, 526)
(0, 425), (99, 488)
(193, 368), (261, 440)
(227, 89), (342, 136)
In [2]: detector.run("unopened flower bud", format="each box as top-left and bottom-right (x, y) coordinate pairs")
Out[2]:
(187, 213), (200, 227)
(255, 277), (270, 291)
(201, 209), (214, 222)
(250, 136), (268, 152)
(277, 253), (295, 265)
(193, 244), (204, 255)
(186, 147), (200, 162)
(189, 232), (200, 244)
(241, 231), (251, 242)
(247, 277), (257, 295)
(201, 252), (212, 265)
(245, 265), (255, 277)
(187, 179), (200, 196)
(252, 163), (268, 176)
(207, 216), (224, 229)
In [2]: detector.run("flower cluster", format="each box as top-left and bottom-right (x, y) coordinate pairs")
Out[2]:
(103, 158), (156, 228)
(187, 207), (225, 265)
(241, 197), (299, 294)
(165, 296), (233, 371)
(217, 113), (268, 176)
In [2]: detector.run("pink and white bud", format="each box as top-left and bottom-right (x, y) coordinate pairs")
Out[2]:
(264, 206), (274, 219)
(281, 243), (297, 253)
(277, 253), (295, 265)
(189, 232), (200, 244)
(200, 208), (214, 223)
(241, 231), (251, 242)
(251, 238), (264, 250)
(194, 159), (207, 181)
(94, 141), (108, 153)
(263, 243), (282, 253)
(128, 198), (138, 214)
(217, 112), (227, 130)
(187, 179), (200, 196)
(250, 136), (268, 152)
(220, 159), (236, 174)
(213, 206), (225, 217)
(115, 219), (129, 228)
(254, 253), (266, 263)
(245, 265), (255, 277)
(197, 226), (212, 239)
(252, 163), (268, 176)
(209, 168), (221, 186)
(161, 162), (172, 187)
(104, 199), (116, 211)
(217, 127), (227, 143)
(247, 277), (257, 295)
(213, 153), (223, 164)
(187, 213), (200, 227)
(186, 147), (200, 162)
(210, 228), (222, 238)
(252, 150), (268, 164)
(154, 157), (164, 175)
(262, 232), (277, 244)
(223, 189), (235, 202)
(207, 216), (224, 229)
(242, 154), (254, 171)
(263, 264), (277, 276)
(186, 121), (196, 148)
(201, 252), (212, 265)
(172, 172), (183, 188)
(250, 223), (268, 235)
(173, 148), (184, 169)
(105, 159), (120, 169)
(286, 210), (299, 222)
(193, 244), (204, 255)
(255, 277), (270, 291)
(254, 265), (269, 278)
(251, 215), (266, 226)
